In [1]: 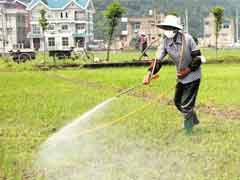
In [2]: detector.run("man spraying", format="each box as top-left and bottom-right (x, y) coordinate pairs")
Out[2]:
(143, 15), (204, 132)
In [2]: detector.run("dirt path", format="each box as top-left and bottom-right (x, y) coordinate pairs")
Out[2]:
(47, 72), (240, 120)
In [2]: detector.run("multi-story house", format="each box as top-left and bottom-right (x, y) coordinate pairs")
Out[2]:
(27, 0), (95, 51)
(119, 11), (165, 49)
(203, 13), (235, 48)
(0, 0), (30, 53)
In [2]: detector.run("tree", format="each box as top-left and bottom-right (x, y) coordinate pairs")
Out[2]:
(103, 1), (126, 61)
(192, 32), (199, 45)
(39, 9), (48, 63)
(166, 11), (179, 17)
(211, 6), (224, 60)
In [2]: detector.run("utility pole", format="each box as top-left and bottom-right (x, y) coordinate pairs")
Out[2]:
(1, 8), (5, 54)
(185, 8), (189, 33)
(236, 8), (239, 43)
(154, 8), (157, 41)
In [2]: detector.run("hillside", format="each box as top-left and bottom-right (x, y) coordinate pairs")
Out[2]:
(20, 0), (240, 38)
(93, 0), (240, 38)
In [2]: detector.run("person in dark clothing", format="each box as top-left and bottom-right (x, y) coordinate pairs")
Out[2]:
(140, 32), (148, 59)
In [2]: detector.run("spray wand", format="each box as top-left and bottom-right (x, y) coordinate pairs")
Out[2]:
(115, 58), (159, 98)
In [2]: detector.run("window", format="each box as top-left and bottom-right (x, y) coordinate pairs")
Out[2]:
(62, 37), (69, 47)
(32, 24), (40, 34)
(6, 15), (11, 24)
(17, 15), (21, 22)
(90, 24), (93, 33)
(133, 22), (140, 32)
(48, 37), (55, 47)
(7, 28), (12, 33)
(223, 20), (230, 29)
(75, 11), (85, 20)
(48, 24), (55, 31)
(88, 12), (90, 20)
(76, 23), (85, 30)
(121, 23), (127, 31)
(223, 24), (230, 29)
(62, 24), (68, 30)
(60, 12), (63, 18)
(32, 13), (39, 20)
(65, 12), (68, 18)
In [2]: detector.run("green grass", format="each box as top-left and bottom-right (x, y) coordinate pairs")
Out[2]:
(93, 99), (240, 179)
(58, 64), (240, 106)
(1, 48), (240, 72)
(0, 63), (240, 179)
(0, 71), (113, 178)
(93, 48), (240, 63)
(79, 48), (240, 63)
(202, 48), (240, 62)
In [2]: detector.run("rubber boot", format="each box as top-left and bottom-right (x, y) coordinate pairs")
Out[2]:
(183, 112), (194, 133)
(184, 118), (193, 133)
(192, 111), (200, 125)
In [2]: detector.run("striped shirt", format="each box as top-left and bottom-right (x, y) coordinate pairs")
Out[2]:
(156, 32), (201, 84)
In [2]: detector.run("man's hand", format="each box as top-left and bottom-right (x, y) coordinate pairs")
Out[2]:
(177, 67), (191, 79)
(143, 72), (151, 85)
(143, 72), (159, 85)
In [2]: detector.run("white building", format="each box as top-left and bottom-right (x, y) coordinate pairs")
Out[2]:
(27, 0), (95, 51)
(203, 13), (235, 48)
(0, 0), (30, 53)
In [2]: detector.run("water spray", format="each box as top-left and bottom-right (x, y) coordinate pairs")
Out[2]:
(34, 57), (161, 179)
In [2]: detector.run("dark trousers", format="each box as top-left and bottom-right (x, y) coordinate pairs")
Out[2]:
(141, 43), (148, 57)
(174, 79), (200, 124)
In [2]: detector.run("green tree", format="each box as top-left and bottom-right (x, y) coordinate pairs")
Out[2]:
(166, 11), (179, 17)
(39, 9), (48, 63)
(211, 6), (224, 60)
(103, 1), (126, 61)
(192, 32), (199, 45)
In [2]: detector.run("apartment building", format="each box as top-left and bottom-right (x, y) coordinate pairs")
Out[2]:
(203, 13), (235, 48)
(0, 0), (29, 53)
(27, 0), (95, 51)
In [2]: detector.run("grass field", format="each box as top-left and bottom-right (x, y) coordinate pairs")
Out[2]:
(94, 48), (240, 63)
(0, 57), (240, 179)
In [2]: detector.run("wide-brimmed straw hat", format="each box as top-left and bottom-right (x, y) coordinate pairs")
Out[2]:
(157, 15), (183, 30)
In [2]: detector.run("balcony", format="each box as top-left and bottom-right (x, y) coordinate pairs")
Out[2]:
(46, 31), (56, 35)
(27, 32), (43, 38)
(75, 16), (88, 21)
(73, 30), (87, 37)
(75, 11), (88, 21)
